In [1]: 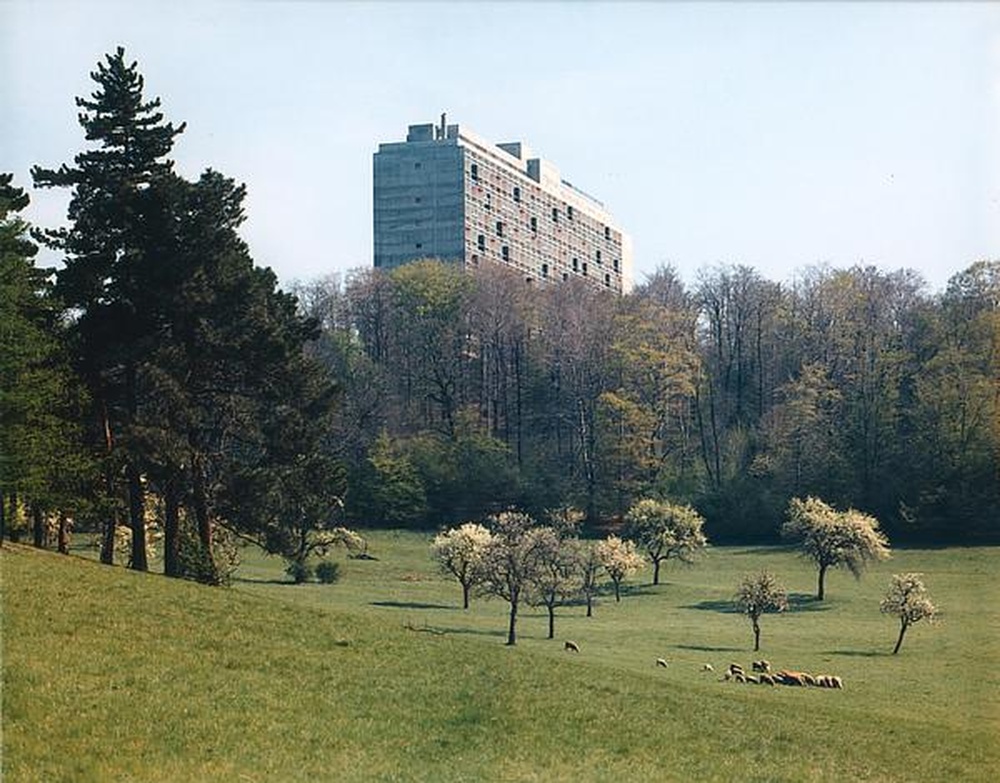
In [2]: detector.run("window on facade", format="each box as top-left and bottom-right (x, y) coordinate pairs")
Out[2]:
(501, 245), (510, 261)
(485, 193), (491, 210)
(572, 257), (579, 272)
(496, 221), (504, 237)
(562, 272), (569, 282)
(416, 243), (423, 250)
(605, 273), (611, 287)
(582, 262), (588, 276)
(513, 186), (521, 202)
(542, 263), (549, 278)
(613, 258), (619, 272)
(415, 196), (422, 203)
(567, 205), (574, 221)
(530, 216), (537, 232)
(596, 249), (602, 264)
(477, 234), (486, 251)
(552, 207), (559, 222)
(414, 162), (422, 169)
(604, 225), (611, 240)
(471, 163), (479, 181)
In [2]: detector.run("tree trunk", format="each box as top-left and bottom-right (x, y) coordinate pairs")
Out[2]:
(163, 480), (180, 577)
(892, 620), (908, 655)
(753, 618), (761, 651)
(191, 455), (216, 581)
(32, 504), (46, 549)
(462, 581), (470, 610)
(547, 605), (555, 639)
(817, 563), (828, 601)
(100, 512), (117, 565)
(0, 490), (6, 545)
(506, 598), (518, 646)
(586, 593), (593, 617)
(614, 579), (621, 602)
(127, 463), (148, 571)
(57, 512), (70, 554)
(653, 558), (661, 586)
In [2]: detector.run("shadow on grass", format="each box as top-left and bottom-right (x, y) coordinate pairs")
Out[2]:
(371, 600), (458, 610)
(412, 625), (508, 639)
(682, 600), (740, 614)
(674, 643), (745, 653)
(232, 576), (293, 586)
(787, 593), (831, 612)
(824, 649), (887, 658)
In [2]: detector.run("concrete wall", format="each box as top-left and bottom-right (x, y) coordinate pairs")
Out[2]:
(373, 139), (465, 270)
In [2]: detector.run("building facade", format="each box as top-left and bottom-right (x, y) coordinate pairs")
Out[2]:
(373, 117), (633, 293)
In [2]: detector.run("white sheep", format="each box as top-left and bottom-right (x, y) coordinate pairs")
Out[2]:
(656, 658), (668, 668)
(564, 640), (580, 653)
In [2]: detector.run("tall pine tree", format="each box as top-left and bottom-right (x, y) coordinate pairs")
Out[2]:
(32, 47), (185, 569)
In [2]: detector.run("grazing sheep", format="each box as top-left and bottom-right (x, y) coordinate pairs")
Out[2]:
(728, 663), (745, 677)
(564, 640), (580, 653)
(702, 663), (714, 672)
(752, 659), (771, 673)
(760, 673), (776, 686)
(723, 672), (732, 681)
(802, 673), (817, 687)
(830, 675), (843, 689)
(656, 658), (668, 668)
(746, 674), (760, 684)
(776, 670), (806, 686)
(734, 672), (747, 683)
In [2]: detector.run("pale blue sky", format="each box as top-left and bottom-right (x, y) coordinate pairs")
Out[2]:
(4, 1), (999, 293)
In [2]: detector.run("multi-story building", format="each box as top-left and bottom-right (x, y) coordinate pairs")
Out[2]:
(373, 116), (633, 293)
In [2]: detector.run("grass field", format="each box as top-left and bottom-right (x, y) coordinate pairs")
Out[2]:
(3, 533), (999, 781)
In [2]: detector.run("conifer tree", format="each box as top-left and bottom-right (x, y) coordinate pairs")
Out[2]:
(32, 47), (185, 569)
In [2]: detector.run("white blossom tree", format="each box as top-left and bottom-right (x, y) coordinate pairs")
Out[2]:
(526, 526), (580, 639)
(881, 573), (938, 654)
(782, 496), (890, 600)
(624, 498), (708, 585)
(476, 511), (544, 645)
(430, 522), (493, 609)
(595, 535), (645, 602)
(734, 570), (788, 651)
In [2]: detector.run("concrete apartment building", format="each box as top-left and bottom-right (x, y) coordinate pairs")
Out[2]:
(373, 116), (633, 293)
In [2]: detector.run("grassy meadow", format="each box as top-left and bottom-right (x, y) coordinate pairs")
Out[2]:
(3, 532), (999, 781)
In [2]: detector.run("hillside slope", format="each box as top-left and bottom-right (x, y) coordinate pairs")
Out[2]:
(2, 545), (995, 782)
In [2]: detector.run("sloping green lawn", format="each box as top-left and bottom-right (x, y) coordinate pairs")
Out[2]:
(3, 538), (998, 781)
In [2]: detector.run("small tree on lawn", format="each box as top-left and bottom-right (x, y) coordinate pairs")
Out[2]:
(476, 511), (543, 645)
(782, 496), (890, 600)
(526, 526), (580, 639)
(624, 498), (707, 585)
(576, 541), (603, 618)
(881, 573), (938, 654)
(735, 570), (788, 651)
(431, 522), (492, 609)
(595, 535), (645, 602)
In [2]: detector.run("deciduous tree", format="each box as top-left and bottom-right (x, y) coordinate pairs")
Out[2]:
(783, 496), (890, 600)
(594, 534), (644, 602)
(624, 498), (707, 585)
(431, 522), (492, 609)
(880, 572), (938, 654)
(734, 570), (788, 651)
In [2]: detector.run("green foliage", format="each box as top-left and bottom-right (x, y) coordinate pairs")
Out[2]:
(315, 560), (341, 584)
(286, 560), (313, 584)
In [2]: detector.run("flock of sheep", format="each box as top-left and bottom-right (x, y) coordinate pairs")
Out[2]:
(715, 660), (844, 688)
(566, 643), (844, 690)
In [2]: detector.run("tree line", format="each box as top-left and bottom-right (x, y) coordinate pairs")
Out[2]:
(297, 255), (998, 543)
(2, 48), (998, 584)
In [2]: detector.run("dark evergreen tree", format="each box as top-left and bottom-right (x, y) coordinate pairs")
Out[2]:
(0, 174), (92, 546)
(32, 47), (186, 569)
